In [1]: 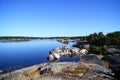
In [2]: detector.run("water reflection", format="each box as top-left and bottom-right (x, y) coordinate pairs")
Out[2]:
(0, 39), (79, 73)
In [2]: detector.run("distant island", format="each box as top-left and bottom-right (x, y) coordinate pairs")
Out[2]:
(0, 36), (69, 40)
(0, 31), (120, 45)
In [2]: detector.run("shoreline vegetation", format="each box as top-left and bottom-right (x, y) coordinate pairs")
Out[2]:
(0, 31), (120, 80)
(0, 31), (120, 45)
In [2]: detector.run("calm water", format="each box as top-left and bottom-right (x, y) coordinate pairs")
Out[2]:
(0, 39), (79, 73)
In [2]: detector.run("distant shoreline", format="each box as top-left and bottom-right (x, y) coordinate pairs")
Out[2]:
(0, 36), (83, 39)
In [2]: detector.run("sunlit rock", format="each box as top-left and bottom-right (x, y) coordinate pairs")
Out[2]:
(80, 49), (88, 55)
(48, 46), (88, 61)
(48, 53), (60, 61)
(48, 54), (54, 61)
(0, 70), (2, 73)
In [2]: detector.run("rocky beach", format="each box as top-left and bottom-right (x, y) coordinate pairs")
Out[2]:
(0, 46), (118, 80)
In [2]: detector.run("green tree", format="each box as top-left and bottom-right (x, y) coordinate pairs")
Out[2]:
(106, 31), (120, 45)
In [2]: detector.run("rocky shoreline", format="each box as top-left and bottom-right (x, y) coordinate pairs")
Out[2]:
(0, 46), (118, 80)
(0, 57), (117, 80)
(47, 46), (88, 61)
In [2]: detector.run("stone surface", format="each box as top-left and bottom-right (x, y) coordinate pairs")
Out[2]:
(48, 46), (88, 61)
(105, 46), (120, 54)
(80, 54), (105, 66)
(102, 54), (120, 79)
(0, 61), (117, 80)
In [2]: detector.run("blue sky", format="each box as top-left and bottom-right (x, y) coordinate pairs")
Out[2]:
(0, 0), (120, 37)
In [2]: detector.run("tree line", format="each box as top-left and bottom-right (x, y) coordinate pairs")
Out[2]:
(87, 31), (120, 46)
(86, 31), (120, 55)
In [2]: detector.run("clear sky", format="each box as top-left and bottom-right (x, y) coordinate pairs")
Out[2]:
(0, 0), (120, 37)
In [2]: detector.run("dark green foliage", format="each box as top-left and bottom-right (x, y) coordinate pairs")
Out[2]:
(89, 45), (111, 55)
(87, 31), (120, 46)
(106, 31), (120, 45)
(87, 32), (105, 46)
(87, 31), (120, 55)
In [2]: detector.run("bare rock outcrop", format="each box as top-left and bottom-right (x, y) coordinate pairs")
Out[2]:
(47, 46), (88, 61)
